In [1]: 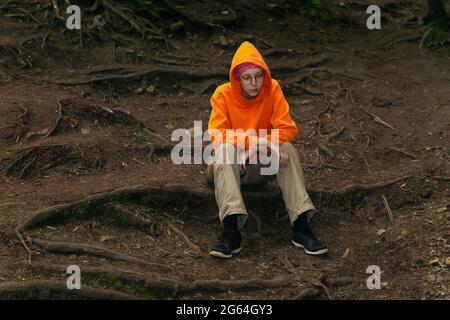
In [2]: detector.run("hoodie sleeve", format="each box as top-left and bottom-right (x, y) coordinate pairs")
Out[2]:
(266, 80), (298, 145)
(208, 88), (258, 149)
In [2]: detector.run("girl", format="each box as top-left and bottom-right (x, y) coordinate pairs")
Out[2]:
(207, 41), (327, 258)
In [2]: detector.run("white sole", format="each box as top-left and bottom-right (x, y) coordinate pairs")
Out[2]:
(292, 240), (329, 255)
(209, 247), (241, 259)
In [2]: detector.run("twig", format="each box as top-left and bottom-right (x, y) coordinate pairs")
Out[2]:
(385, 34), (422, 48)
(16, 8), (41, 25)
(387, 146), (417, 159)
(166, 222), (201, 256)
(41, 99), (63, 141)
(41, 33), (50, 51)
(382, 195), (395, 223)
(0, 202), (26, 207)
(324, 127), (346, 144)
(359, 108), (397, 130)
(51, 0), (64, 20)
(420, 27), (433, 49)
(317, 176), (410, 196)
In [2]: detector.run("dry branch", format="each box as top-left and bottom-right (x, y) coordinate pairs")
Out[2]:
(31, 238), (174, 272)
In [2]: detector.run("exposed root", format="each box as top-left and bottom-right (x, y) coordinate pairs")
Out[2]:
(103, 203), (162, 235)
(0, 104), (30, 143)
(16, 177), (412, 234)
(31, 261), (291, 295)
(31, 238), (174, 272)
(128, 142), (174, 161)
(322, 176), (410, 196)
(4, 143), (104, 179)
(51, 66), (227, 86)
(14, 177), (411, 263)
(0, 280), (139, 300)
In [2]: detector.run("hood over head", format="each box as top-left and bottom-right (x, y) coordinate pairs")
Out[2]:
(229, 41), (272, 106)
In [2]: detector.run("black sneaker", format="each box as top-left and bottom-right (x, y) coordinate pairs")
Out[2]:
(292, 227), (328, 255)
(209, 229), (242, 258)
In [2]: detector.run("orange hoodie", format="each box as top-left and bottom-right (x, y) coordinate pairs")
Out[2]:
(208, 41), (298, 149)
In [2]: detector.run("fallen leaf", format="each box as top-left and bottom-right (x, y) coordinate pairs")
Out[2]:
(428, 259), (440, 266)
(342, 248), (350, 259)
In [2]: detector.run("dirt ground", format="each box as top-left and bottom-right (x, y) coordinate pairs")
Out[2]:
(0, 0), (449, 300)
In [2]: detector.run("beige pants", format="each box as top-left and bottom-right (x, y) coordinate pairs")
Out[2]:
(207, 141), (316, 230)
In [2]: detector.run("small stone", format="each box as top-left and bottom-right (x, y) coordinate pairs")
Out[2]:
(146, 85), (155, 94)
(81, 128), (90, 135)
(377, 229), (386, 236)
(135, 87), (144, 94)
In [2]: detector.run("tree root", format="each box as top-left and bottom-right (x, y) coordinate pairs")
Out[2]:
(4, 143), (103, 179)
(322, 176), (410, 196)
(1, 104), (30, 143)
(15, 177), (411, 234)
(14, 177), (410, 263)
(0, 280), (140, 300)
(103, 203), (162, 235)
(128, 142), (174, 161)
(51, 66), (227, 86)
(31, 238), (174, 272)
(30, 261), (291, 296)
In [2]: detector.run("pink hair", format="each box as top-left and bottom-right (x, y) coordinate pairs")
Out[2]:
(233, 62), (260, 80)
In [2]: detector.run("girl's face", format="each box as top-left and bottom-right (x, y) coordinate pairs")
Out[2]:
(239, 67), (264, 100)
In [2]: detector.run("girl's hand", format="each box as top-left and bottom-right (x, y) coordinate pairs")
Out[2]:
(279, 150), (289, 168)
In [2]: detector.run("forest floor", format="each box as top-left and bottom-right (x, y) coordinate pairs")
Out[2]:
(0, 0), (449, 299)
